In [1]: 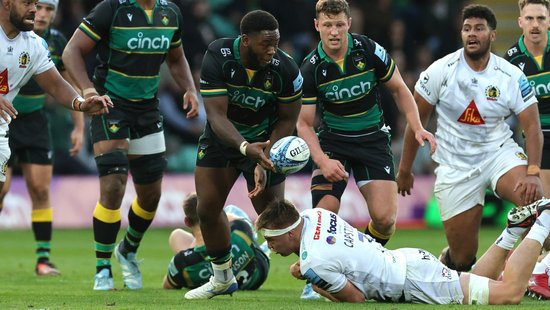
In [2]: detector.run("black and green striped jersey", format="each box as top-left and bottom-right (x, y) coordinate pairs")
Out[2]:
(79, 0), (183, 102)
(505, 32), (550, 133)
(12, 28), (66, 114)
(199, 37), (303, 142)
(301, 33), (395, 141)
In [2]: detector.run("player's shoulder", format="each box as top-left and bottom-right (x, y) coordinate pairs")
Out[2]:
(272, 48), (299, 73)
(435, 49), (462, 70)
(301, 46), (321, 70)
(491, 53), (525, 79)
(21, 31), (48, 50)
(504, 41), (522, 61)
(206, 37), (235, 58)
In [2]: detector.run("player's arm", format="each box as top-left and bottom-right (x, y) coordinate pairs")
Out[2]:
(33, 67), (112, 115)
(60, 70), (85, 156)
(61, 29), (97, 97)
(514, 103), (544, 203)
(396, 91), (434, 196)
(166, 46), (199, 118)
(384, 67), (435, 153)
(297, 104), (347, 182)
(313, 280), (366, 303)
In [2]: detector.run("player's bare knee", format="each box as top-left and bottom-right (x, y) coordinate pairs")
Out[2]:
(28, 186), (49, 203)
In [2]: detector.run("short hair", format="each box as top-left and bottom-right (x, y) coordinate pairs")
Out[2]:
(315, 0), (351, 18)
(462, 4), (497, 30)
(182, 193), (199, 226)
(240, 10), (278, 35)
(519, 0), (550, 12)
(256, 199), (300, 231)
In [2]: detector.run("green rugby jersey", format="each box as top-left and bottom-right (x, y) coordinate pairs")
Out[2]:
(79, 0), (182, 102)
(505, 32), (550, 134)
(301, 33), (395, 141)
(199, 37), (303, 141)
(166, 220), (269, 290)
(12, 28), (66, 114)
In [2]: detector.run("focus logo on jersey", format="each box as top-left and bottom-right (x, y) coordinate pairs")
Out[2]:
(0, 69), (8, 94)
(458, 100), (485, 125)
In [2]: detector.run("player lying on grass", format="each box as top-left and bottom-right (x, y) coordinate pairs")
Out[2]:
(257, 198), (550, 304)
(163, 193), (270, 291)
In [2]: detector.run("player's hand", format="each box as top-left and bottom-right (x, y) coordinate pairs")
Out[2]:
(319, 155), (348, 183)
(80, 95), (113, 116)
(414, 129), (436, 155)
(514, 175), (543, 205)
(396, 170), (415, 196)
(182, 91), (199, 119)
(246, 140), (275, 172)
(69, 127), (84, 156)
(290, 261), (305, 280)
(248, 164), (267, 198)
(0, 96), (18, 122)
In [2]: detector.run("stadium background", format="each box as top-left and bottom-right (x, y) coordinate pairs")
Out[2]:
(0, 0), (525, 230)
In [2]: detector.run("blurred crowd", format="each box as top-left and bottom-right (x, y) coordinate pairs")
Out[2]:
(44, 0), (469, 175)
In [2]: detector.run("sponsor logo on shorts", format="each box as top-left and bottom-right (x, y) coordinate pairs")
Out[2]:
(326, 236), (336, 244)
(516, 152), (527, 160)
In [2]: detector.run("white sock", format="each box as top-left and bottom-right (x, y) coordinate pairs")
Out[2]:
(525, 221), (550, 247)
(495, 228), (520, 250)
(211, 260), (234, 283)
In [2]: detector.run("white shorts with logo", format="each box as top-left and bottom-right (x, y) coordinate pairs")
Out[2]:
(0, 123), (10, 182)
(433, 139), (527, 221)
(397, 248), (463, 304)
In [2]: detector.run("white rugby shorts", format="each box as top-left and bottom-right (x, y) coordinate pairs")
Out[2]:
(0, 123), (10, 182)
(433, 139), (527, 221)
(397, 248), (464, 304)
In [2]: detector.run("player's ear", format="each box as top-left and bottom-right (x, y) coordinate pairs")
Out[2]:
(241, 34), (249, 47)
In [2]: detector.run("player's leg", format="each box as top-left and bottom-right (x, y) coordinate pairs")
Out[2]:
(21, 162), (59, 276)
(0, 167), (13, 214)
(184, 166), (240, 299)
(462, 200), (550, 304)
(169, 229), (195, 254)
(359, 180), (397, 245)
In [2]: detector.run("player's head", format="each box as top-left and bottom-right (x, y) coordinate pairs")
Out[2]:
(460, 4), (497, 61)
(314, 0), (352, 55)
(182, 192), (199, 228)
(256, 199), (301, 257)
(518, 0), (549, 45)
(1, 0), (38, 32)
(34, 0), (57, 34)
(239, 10), (279, 69)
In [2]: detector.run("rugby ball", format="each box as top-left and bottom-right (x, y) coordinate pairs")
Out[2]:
(269, 136), (310, 174)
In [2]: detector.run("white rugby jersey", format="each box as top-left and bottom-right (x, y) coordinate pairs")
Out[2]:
(299, 209), (407, 302)
(415, 49), (536, 170)
(0, 27), (54, 124)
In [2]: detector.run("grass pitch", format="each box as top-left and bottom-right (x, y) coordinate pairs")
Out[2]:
(0, 227), (545, 309)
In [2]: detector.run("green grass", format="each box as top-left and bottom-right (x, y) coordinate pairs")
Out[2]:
(0, 227), (544, 309)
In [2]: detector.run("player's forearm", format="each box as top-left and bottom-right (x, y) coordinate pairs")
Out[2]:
(398, 124), (421, 174)
(167, 50), (197, 95)
(61, 47), (94, 91)
(209, 115), (247, 149)
(70, 110), (85, 131)
(394, 91), (424, 133)
(297, 123), (325, 166)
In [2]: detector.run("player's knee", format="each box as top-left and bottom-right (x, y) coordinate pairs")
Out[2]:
(95, 150), (129, 177)
(311, 174), (345, 208)
(129, 152), (166, 185)
(370, 216), (395, 233)
(28, 185), (49, 203)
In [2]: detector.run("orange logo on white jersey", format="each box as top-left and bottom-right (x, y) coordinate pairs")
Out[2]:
(457, 100), (485, 125)
(0, 69), (8, 94)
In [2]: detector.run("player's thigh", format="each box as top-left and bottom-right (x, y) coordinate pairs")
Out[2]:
(195, 166), (240, 215)
(359, 180), (397, 224)
(250, 180), (285, 214)
(20, 163), (52, 194)
(491, 142), (528, 205)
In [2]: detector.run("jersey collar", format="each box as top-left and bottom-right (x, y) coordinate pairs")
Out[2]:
(317, 32), (353, 62)
(233, 36), (242, 64)
(518, 30), (550, 53)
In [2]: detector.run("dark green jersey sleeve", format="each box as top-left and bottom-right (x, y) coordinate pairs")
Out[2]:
(79, 0), (114, 42)
(361, 35), (395, 82)
(274, 52), (303, 103)
(300, 52), (319, 105)
(199, 40), (228, 98)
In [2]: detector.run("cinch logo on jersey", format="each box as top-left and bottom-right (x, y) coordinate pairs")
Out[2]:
(528, 73), (550, 98)
(458, 100), (485, 125)
(227, 87), (274, 110)
(111, 28), (174, 52)
(313, 210), (322, 240)
(319, 71), (375, 103)
(326, 213), (337, 234)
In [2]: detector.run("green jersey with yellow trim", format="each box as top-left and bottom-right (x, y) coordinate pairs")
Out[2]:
(505, 32), (550, 134)
(79, 0), (183, 102)
(199, 37), (303, 141)
(301, 33), (395, 141)
(12, 28), (66, 114)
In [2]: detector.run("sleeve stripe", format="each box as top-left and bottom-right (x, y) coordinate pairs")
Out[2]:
(78, 23), (101, 41)
(380, 59), (395, 82)
(278, 91), (302, 102)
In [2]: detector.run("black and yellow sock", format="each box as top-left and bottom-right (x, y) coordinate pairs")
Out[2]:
(119, 198), (155, 255)
(32, 208), (53, 263)
(207, 248), (233, 282)
(364, 221), (392, 246)
(93, 202), (120, 274)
